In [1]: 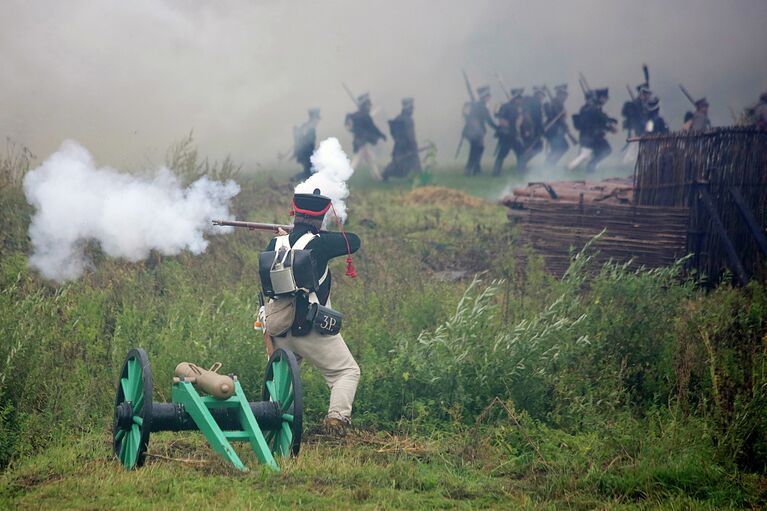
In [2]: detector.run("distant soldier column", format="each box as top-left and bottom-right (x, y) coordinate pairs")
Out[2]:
(293, 108), (321, 180)
(382, 97), (422, 181)
(544, 84), (574, 166)
(345, 93), (387, 180)
(492, 88), (524, 176)
(462, 85), (497, 176)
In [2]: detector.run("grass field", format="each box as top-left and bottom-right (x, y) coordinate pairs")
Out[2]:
(1, 151), (765, 510)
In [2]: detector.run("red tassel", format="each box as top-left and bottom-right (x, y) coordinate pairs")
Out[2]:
(345, 256), (357, 278)
(329, 203), (357, 279)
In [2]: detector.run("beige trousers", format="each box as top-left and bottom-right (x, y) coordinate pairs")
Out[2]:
(273, 328), (360, 421)
(351, 144), (382, 181)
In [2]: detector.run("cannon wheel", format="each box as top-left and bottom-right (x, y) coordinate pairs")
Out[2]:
(262, 348), (303, 457)
(113, 348), (153, 469)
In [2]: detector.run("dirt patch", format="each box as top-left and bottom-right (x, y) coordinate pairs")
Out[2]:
(401, 186), (487, 208)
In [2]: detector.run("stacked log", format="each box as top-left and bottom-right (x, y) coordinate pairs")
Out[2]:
(511, 202), (688, 276)
(503, 177), (634, 208)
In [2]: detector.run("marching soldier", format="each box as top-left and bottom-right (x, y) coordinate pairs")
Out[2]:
(621, 85), (648, 138)
(264, 190), (361, 430)
(492, 88), (524, 176)
(518, 86), (547, 170)
(383, 98), (422, 181)
(293, 108), (321, 180)
(643, 96), (669, 134)
(345, 93), (387, 180)
(462, 85), (497, 175)
(544, 84), (573, 166)
(686, 98), (711, 133)
(570, 88), (617, 171)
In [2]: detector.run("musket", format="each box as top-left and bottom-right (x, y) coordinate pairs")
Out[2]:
(495, 73), (511, 101)
(626, 84), (636, 102)
(642, 63), (650, 86)
(342, 82), (360, 107)
(678, 84), (697, 107)
(454, 136), (464, 159)
(455, 69), (476, 158)
(578, 77), (589, 98)
(212, 220), (294, 233)
(542, 84), (554, 103)
(462, 69), (477, 102)
(521, 110), (566, 157)
(579, 72), (592, 93)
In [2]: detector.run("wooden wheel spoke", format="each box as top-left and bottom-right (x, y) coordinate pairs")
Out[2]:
(128, 424), (141, 468)
(127, 359), (141, 404)
(133, 392), (144, 414)
(281, 390), (294, 412)
(120, 430), (130, 463)
(115, 428), (125, 443)
(279, 422), (293, 457)
(265, 380), (278, 402)
(120, 377), (132, 402)
(276, 360), (291, 402)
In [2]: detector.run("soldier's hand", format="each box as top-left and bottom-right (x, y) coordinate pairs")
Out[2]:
(277, 227), (288, 235)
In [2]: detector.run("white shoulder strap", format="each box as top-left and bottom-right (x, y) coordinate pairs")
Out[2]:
(272, 232), (329, 297)
(291, 232), (317, 250)
(290, 232), (330, 285)
(274, 234), (291, 251)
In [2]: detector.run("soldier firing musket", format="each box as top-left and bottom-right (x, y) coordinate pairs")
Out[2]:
(215, 188), (362, 434)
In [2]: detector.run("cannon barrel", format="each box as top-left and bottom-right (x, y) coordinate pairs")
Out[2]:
(115, 401), (285, 433)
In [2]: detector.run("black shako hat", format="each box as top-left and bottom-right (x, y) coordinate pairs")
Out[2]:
(291, 188), (332, 218)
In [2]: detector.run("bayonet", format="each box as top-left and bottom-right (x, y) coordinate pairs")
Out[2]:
(678, 84), (697, 106)
(342, 82), (360, 107)
(495, 73), (511, 101)
(462, 69), (476, 102)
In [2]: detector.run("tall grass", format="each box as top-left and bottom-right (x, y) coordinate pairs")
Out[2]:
(0, 142), (764, 506)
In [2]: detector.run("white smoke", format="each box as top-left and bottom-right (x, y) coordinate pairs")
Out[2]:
(294, 137), (354, 224)
(23, 140), (240, 282)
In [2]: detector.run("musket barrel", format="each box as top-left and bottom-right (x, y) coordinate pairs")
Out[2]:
(212, 220), (294, 233)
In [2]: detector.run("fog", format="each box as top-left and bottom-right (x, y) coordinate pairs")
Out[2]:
(2, 0), (766, 169)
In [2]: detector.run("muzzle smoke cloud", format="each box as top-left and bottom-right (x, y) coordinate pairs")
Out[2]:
(294, 137), (354, 224)
(23, 140), (240, 282)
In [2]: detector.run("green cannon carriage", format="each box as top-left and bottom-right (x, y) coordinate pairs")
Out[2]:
(112, 347), (302, 472)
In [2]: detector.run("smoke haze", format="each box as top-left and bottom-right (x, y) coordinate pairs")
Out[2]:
(23, 140), (240, 281)
(295, 137), (354, 224)
(1, 1), (766, 168)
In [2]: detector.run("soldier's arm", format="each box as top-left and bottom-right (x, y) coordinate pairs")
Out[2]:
(309, 232), (361, 270)
(485, 109), (498, 130)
